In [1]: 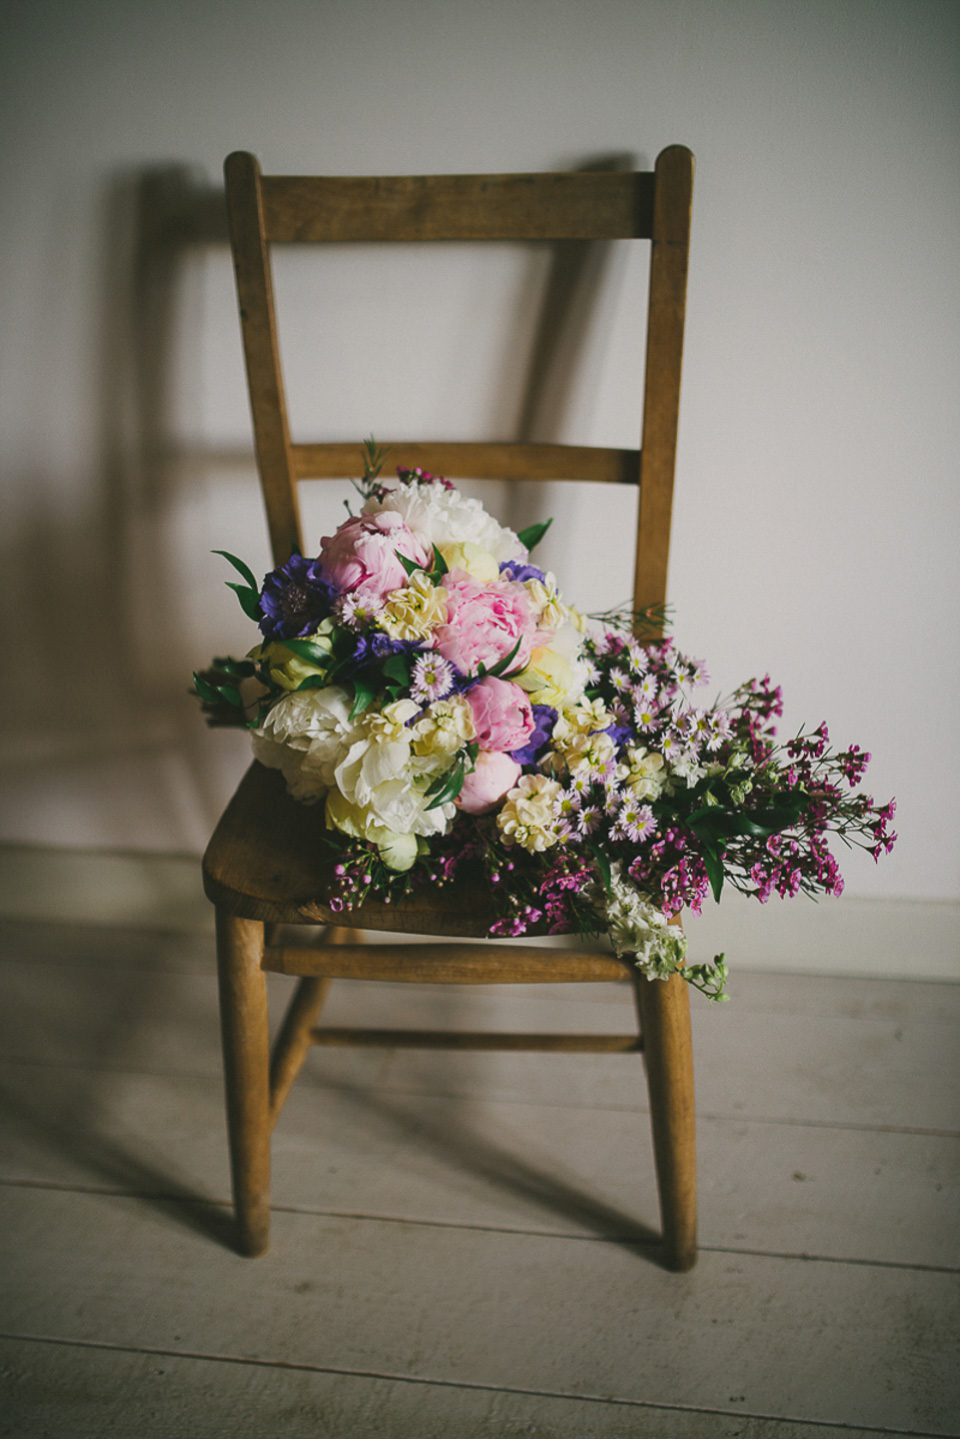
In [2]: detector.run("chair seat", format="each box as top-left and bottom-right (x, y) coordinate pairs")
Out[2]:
(204, 761), (551, 940)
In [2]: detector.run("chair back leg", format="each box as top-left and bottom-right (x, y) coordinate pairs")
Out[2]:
(634, 972), (697, 1270)
(215, 910), (271, 1255)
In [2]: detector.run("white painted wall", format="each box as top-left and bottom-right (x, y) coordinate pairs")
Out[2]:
(2, 0), (958, 912)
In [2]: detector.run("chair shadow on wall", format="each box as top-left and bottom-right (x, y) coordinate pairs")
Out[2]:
(5, 152), (661, 1251)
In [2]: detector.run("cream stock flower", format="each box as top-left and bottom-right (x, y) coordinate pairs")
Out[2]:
(378, 571), (448, 641)
(618, 743), (667, 800)
(554, 728), (616, 778)
(496, 773), (564, 853)
(412, 696), (475, 759)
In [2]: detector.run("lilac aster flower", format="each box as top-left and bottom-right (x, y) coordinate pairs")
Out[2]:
(410, 653), (456, 705)
(258, 554), (337, 640)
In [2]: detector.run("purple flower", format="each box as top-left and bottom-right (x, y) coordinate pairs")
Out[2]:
(258, 554), (336, 640)
(499, 559), (546, 584)
(510, 704), (557, 766)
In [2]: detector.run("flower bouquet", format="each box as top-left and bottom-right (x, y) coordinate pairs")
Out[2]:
(194, 443), (896, 1000)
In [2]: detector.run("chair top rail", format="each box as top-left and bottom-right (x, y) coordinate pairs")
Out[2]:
(258, 169), (656, 243)
(290, 441), (641, 486)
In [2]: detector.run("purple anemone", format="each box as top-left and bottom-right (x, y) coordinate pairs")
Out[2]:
(258, 554), (336, 641)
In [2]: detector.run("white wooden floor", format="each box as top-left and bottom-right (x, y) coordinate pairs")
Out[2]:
(1, 916), (958, 1437)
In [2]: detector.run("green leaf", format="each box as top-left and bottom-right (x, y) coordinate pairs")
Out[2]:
(382, 654), (411, 687)
(214, 682), (244, 708)
(425, 757), (466, 810)
(350, 678), (376, 721)
(283, 639), (332, 667)
(702, 847), (725, 904)
(517, 518), (553, 553)
(226, 582), (262, 622)
(396, 550), (425, 577)
(485, 636), (523, 678)
(211, 656), (257, 678)
(192, 673), (221, 705)
(588, 842), (612, 894)
(431, 544), (448, 576)
(214, 550), (260, 592)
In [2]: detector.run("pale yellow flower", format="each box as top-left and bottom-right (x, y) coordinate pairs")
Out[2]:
(365, 698), (420, 743)
(554, 728), (616, 777)
(438, 541), (500, 581)
(412, 696), (475, 759)
(565, 696), (613, 735)
(618, 744), (667, 800)
(324, 791), (419, 871)
(378, 571), (448, 641)
(251, 619), (336, 691)
(514, 647), (575, 710)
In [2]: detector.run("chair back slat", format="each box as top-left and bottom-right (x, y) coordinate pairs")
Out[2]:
(224, 147), (693, 623)
(291, 441), (640, 487)
(260, 171), (655, 243)
(635, 145), (693, 616)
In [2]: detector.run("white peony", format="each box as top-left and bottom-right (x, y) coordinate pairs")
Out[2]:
(364, 480), (525, 564)
(333, 704), (456, 839)
(251, 733), (327, 803)
(256, 684), (364, 788)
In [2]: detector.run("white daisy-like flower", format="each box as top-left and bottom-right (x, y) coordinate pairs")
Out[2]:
(633, 701), (660, 734)
(624, 637), (650, 675)
(410, 653), (455, 705)
(577, 804), (603, 837)
(336, 592), (384, 629)
(613, 797), (657, 843)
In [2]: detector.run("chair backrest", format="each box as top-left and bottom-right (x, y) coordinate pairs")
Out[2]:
(223, 148), (693, 622)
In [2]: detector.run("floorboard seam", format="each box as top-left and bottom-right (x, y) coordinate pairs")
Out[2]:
(1, 1178), (957, 1273)
(1, 1057), (957, 1138)
(0, 1331), (949, 1436)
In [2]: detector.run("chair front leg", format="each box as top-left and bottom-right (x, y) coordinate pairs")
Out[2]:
(634, 971), (697, 1271)
(215, 910), (271, 1256)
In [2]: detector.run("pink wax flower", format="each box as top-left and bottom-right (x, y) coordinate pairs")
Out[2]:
(466, 676), (535, 754)
(317, 511), (431, 600)
(433, 570), (536, 676)
(457, 750), (522, 815)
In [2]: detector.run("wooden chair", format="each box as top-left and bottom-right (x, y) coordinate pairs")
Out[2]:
(204, 147), (697, 1268)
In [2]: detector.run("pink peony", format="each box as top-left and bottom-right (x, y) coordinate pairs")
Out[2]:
(457, 750), (522, 815)
(466, 676), (535, 754)
(433, 571), (536, 676)
(318, 511), (431, 600)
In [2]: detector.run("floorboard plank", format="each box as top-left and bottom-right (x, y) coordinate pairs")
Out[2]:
(1, 1189), (958, 1433)
(0, 1335), (914, 1439)
(1, 1062), (957, 1268)
(3, 941), (957, 1133)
